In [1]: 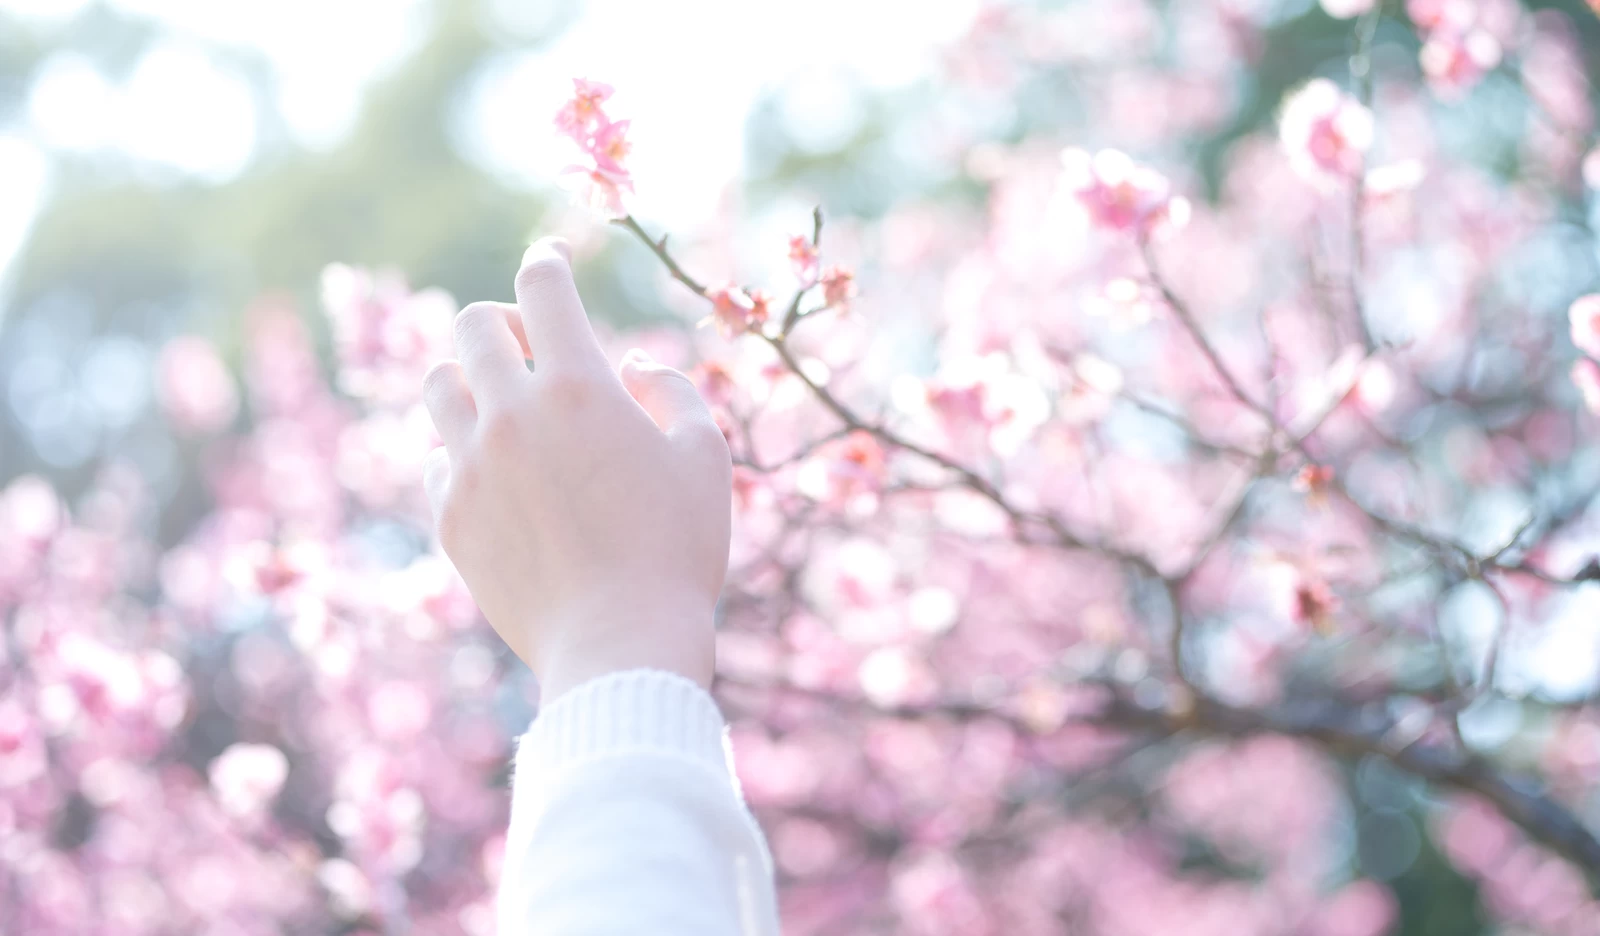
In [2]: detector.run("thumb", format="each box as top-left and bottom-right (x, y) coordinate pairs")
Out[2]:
(619, 349), (717, 440)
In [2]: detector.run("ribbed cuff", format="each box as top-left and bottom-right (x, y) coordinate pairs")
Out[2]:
(517, 669), (729, 777)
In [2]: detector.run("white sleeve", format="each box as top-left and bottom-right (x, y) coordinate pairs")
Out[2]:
(495, 669), (782, 936)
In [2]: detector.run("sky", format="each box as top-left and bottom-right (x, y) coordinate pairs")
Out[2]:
(0, 0), (983, 283)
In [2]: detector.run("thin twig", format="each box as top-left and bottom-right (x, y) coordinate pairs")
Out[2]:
(1347, 1), (1382, 352)
(1139, 239), (1276, 427)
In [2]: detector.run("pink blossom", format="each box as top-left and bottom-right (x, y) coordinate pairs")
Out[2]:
(1572, 359), (1600, 414)
(1569, 294), (1600, 358)
(587, 117), (632, 171)
(819, 266), (858, 312)
(1, 474), (62, 545)
(704, 284), (768, 338)
(561, 163), (633, 219)
(1293, 464), (1336, 507)
(0, 699), (46, 787)
(1406, 0), (1474, 31)
(553, 78), (614, 144)
(1279, 79), (1373, 188)
(555, 77), (635, 218)
(1584, 147), (1600, 189)
(692, 360), (736, 407)
(1061, 147), (1190, 235)
(320, 264), (455, 406)
(1364, 159), (1426, 198)
(1314, 881), (1397, 936)
(326, 748), (426, 873)
(158, 336), (239, 433)
(789, 235), (820, 287)
(1420, 30), (1501, 97)
(797, 431), (887, 507)
(209, 743), (289, 817)
(367, 681), (432, 741)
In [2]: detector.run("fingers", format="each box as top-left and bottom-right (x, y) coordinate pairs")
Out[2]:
(620, 349), (724, 453)
(454, 301), (528, 399)
(467, 301), (533, 361)
(515, 237), (608, 374)
(422, 360), (475, 450)
(423, 446), (450, 518)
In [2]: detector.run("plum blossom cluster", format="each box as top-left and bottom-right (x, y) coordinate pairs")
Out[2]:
(1279, 78), (1373, 189)
(698, 239), (856, 338)
(1410, 0), (1506, 97)
(1, 277), (504, 932)
(1059, 148), (1189, 238)
(1321, 0), (1507, 97)
(555, 78), (634, 218)
(1570, 294), (1600, 413)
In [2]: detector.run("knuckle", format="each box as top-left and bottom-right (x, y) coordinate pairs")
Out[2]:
(421, 360), (458, 398)
(515, 255), (571, 294)
(476, 406), (523, 453)
(538, 368), (597, 407)
(453, 302), (496, 339)
(447, 459), (481, 500)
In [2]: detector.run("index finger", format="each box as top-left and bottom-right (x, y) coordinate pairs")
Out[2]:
(514, 237), (608, 374)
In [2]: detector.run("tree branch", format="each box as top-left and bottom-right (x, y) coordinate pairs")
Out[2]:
(618, 212), (1600, 886)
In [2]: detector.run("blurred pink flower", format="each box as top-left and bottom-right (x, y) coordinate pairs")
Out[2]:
(820, 266), (858, 312)
(1061, 147), (1190, 236)
(555, 77), (634, 218)
(157, 336), (239, 434)
(1569, 294), (1600, 358)
(209, 743), (289, 817)
(1584, 147), (1600, 189)
(1420, 29), (1501, 97)
(588, 117), (632, 171)
(1572, 359), (1600, 414)
(797, 430), (888, 507)
(327, 748), (426, 874)
(553, 77), (614, 144)
(1293, 464), (1336, 507)
(367, 681), (432, 741)
(321, 264), (456, 406)
(561, 163), (634, 220)
(1406, 0), (1473, 31)
(0, 699), (46, 787)
(1364, 159), (1426, 198)
(1314, 881), (1398, 936)
(704, 284), (768, 338)
(789, 235), (820, 288)
(1280, 79), (1372, 189)
(692, 360), (736, 407)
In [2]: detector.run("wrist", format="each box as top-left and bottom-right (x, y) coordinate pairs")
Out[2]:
(532, 600), (717, 705)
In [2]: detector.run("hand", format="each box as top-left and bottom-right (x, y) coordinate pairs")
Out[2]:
(420, 238), (732, 702)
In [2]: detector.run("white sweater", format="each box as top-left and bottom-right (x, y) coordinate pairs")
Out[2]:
(497, 669), (782, 935)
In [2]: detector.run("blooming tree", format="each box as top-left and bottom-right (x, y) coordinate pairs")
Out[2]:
(6, 1), (1600, 934)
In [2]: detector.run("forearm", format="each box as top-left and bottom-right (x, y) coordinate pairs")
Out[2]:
(497, 670), (780, 935)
